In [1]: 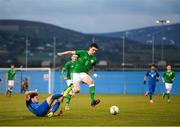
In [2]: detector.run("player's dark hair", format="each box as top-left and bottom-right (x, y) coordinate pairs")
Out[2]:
(166, 64), (171, 67)
(148, 64), (157, 68)
(30, 93), (38, 99)
(90, 43), (99, 49)
(10, 64), (14, 67)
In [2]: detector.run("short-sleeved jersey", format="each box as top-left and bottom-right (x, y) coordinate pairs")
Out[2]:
(145, 71), (160, 85)
(61, 61), (76, 80)
(74, 50), (96, 73)
(8, 69), (16, 80)
(163, 71), (175, 83)
(26, 100), (39, 115)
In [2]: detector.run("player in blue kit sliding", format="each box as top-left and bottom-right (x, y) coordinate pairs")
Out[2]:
(144, 64), (160, 103)
(25, 90), (63, 117)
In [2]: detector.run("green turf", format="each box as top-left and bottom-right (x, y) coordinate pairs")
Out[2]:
(0, 94), (180, 126)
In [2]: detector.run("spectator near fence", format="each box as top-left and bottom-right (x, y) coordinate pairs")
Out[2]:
(21, 78), (29, 93)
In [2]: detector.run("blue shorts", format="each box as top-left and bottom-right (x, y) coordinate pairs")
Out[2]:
(148, 83), (156, 94)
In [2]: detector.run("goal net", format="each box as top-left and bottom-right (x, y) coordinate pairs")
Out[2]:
(0, 68), (52, 94)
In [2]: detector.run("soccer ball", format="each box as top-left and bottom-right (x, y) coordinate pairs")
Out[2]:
(93, 73), (98, 77)
(110, 106), (119, 115)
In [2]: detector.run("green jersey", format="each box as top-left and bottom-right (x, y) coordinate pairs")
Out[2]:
(8, 69), (16, 80)
(61, 61), (76, 80)
(163, 71), (175, 83)
(73, 50), (96, 73)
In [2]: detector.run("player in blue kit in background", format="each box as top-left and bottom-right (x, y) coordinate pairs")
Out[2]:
(143, 64), (160, 103)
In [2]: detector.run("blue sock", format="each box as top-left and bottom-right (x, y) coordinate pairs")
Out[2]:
(149, 93), (152, 100)
(51, 101), (60, 113)
(52, 93), (62, 100)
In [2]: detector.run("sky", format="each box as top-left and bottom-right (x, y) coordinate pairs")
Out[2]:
(0, 0), (180, 33)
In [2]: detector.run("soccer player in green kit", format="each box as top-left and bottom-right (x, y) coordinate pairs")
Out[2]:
(57, 43), (100, 107)
(162, 64), (176, 103)
(6, 64), (16, 96)
(61, 54), (77, 110)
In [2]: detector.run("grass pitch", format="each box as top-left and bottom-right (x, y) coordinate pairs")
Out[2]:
(0, 94), (180, 126)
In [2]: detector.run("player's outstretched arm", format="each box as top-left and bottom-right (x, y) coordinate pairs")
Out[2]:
(143, 75), (147, 84)
(162, 77), (165, 83)
(157, 76), (161, 82)
(57, 51), (75, 56)
(89, 66), (95, 73)
(171, 77), (176, 82)
(61, 67), (68, 80)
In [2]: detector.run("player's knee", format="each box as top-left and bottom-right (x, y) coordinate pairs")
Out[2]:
(73, 85), (80, 93)
(47, 95), (53, 102)
(90, 79), (94, 83)
(86, 79), (94, 84)
(55, 100), (60, 104)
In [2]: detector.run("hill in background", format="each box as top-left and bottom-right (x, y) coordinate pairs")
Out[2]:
(98, 23), (180, 48)
(0, 19), (180, 70)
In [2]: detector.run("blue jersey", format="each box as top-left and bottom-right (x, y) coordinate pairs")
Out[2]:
(26, 99), (50, 116)
(145, 71), (160, 85)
